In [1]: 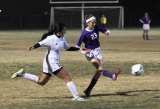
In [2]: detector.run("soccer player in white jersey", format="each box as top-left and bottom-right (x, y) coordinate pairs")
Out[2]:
(12, 23), (85, 101)
(76, 14), (121, 97)
(139, 12), (151, 40)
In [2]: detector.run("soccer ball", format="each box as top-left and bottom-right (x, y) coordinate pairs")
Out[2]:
(131, 64), (144, 76)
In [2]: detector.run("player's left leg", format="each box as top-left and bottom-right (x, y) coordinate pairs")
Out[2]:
(84, 58), (121, 97)
(103, 68), (121, 80)
(56, 68), (85, 101)
(95, 59), (120, 80)
(103, 69), (121, 80)
(143, 30), (146, 40)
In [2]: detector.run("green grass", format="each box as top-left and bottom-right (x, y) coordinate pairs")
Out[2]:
(0, 29), (160, 109)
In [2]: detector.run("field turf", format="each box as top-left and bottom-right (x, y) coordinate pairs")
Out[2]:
(0, 29), (160, 109)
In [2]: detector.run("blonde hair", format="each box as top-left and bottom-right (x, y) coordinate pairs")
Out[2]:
(84, 14), (95, 27)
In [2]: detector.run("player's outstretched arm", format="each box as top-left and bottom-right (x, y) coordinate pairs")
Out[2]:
(67, 47), (80, 51)
(104, 30), (111, 36)
(139, 19), (144, 24)
(29, 43), (41, 51)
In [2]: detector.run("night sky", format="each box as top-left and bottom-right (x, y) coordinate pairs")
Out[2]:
(0, 0), (160, 29)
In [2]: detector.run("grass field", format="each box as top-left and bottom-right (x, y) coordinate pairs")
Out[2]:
(0, 29), (160, 109)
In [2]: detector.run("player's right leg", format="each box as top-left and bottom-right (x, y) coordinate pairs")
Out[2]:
(11, 68), (25, 78)
(12, 69), (51, 85)
(84, 70), (101, 97)
(84, 59), (102, 97)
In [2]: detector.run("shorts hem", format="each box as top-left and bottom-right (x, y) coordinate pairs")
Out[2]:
(53, 67), (63, 75)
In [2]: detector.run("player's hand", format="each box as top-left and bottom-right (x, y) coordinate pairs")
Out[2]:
(105, 30), (111, 36)
(28, 46), (34, 51)
(80, 48), (91, 54)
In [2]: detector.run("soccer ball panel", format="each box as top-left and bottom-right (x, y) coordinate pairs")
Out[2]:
(131, 64), (144, 76)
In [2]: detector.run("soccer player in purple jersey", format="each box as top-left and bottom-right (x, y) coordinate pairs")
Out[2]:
(76, 14), (121, 97)
(139, 12), (151, 40)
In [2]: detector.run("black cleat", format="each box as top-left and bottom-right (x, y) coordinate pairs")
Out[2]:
(84, 90), (91, 97)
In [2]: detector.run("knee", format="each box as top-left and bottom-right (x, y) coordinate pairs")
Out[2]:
(96, 70), (103, 74)
(91, 59), (99, 64)
(37, 80), (47, 86)
(64, 75), (72, 83)
(93, 70), (102, 80)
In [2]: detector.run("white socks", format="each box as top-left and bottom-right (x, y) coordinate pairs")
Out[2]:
(23, 73), (39, 82)
(66, 81), (79, 98)
(23, 74), (80, 99)
(23, 74), (79, 98)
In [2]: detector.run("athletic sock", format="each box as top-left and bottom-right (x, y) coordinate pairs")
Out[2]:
(23, 73), (39, 82)
(85, 78), (98, 92)
(66, 81), (79, 98)
(103, 70), (113, 79)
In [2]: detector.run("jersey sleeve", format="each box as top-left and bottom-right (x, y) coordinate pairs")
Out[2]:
(97, 25), (108, 33)
(63, 37), (70, 50)
(40, 33), (48, 41)
(40, 32), (53, 41)
(38, 35), (52, 47)
(139, 17), (144, 23)
(149, 17), (151, 23)
(76, 32), (85, 48)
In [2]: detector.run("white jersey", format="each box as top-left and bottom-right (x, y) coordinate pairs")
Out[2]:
(38, 34), (70, 74)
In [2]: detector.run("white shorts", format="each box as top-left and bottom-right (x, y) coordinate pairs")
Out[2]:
(43, 55), (62, 75)
(143, 24), (150, 30)
(85, 47), (103, 60)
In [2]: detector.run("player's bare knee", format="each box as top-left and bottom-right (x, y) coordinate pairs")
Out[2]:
(91, 59), (100, 69)
(97, 70), (103, 74)
(37, 80), (46, 86)
(91, 59), (99, 64)
(64, 75), (72, 82)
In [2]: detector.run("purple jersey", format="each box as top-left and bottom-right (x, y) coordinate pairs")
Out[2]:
(76, 25), (107, 49)
(140, 16), (151, 24)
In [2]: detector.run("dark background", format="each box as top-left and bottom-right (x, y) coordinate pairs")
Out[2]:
(0, 0), (160, 29)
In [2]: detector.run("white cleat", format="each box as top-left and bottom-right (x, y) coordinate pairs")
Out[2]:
(72, 96), (86, 101)
(11, 69), (25, 79)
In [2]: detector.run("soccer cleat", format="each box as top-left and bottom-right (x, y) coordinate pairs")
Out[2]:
(72, 96), (86, 101)
(112, 69), (121, 80)
(11, 69), (25, 79)
(84, 90), (91, 97)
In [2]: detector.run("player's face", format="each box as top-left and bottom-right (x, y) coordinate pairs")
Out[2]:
(58, 27), (66, 36)
(87, 19), (96, 29)
(145, 13), (148, 17)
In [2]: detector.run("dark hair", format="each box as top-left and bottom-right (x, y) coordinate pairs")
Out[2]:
(53, 23), (65, 34)
(40, 23), (65, 41)
(48, 24), (54, 33)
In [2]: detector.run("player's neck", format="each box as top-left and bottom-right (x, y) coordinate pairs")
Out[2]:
(86, 27), (94, 31)
(55, 34), (62, 38)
